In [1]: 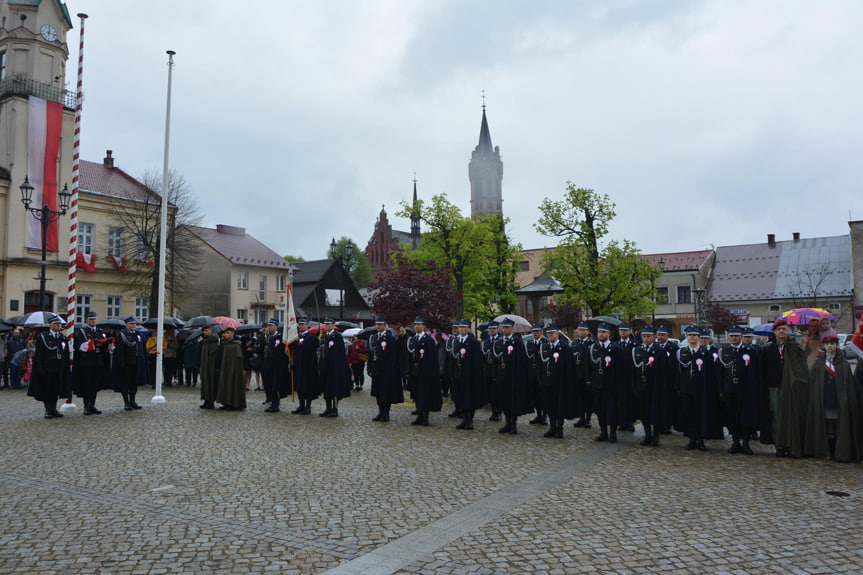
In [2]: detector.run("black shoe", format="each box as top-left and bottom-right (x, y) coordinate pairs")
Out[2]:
(218, 405), (230, 410)
(265, 406), (280, 413)
(489, 410), (502, 422)
(456, 419), (467, 429)
(200, 402), (214, 409)
(685, 439), (697, 450)
(573, 418), (586, 428)
(44, 411), (54, 419)
(448, 410), (461, 418)
(319, 408), (331, 417)
(421, 414), (429, 427)
(326, 408), (338, 418)
(743, 441), (754, 455)
(555, 421), (564, 438)
(302, 406), (312, 415)
(410, 410), (419, 415)
(728, 442), (742, 454)
(697, 439), (707, 451)
(411, 415), (423, 426)
(543, 426), (556, 438)
(509, 421), (518, 435)
(595, 433), (609, 442)
(90, 406), (102, 415)
(291, 406), (304, 414)
(498, 423), (510, 434)
(130, 403), (141, 410)
(609, 433), (617, 443)
(651, 435), (659, 446)
(528, 414), (547, 425)
(83, 405), (92, 415)
(52, 411), (63, 418)
(640, 436), (652, 446)
(372, 410), (384, 422)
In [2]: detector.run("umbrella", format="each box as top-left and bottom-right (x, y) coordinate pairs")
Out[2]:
(5, 314), (27, 327)
(22, 311), (64, 327)
(357, 326), (396, 340)
(186, 315), (215, 328)
(97, 318), (127, 329)
(335, 321), (360, 330)
(753, 324), (773, 337)
(779, 308), (835, 326)
(308, 323), (337, 334)
(213, 316), (242, 329)
(493, 313), (532, 334)
(342, 327), (362, 338)
(142, 317), (185, 329)
(588, 316), (622, 327)
(0, 319), (13, 333)
(236, 323), (262, 334)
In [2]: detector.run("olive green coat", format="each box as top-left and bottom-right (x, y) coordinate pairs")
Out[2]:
(804, 353), (862, 462)
(216, 339), (246, 409)
(199, 335), (221, 402)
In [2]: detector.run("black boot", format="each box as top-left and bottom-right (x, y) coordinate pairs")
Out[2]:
(489, 408), (502, 422)
(650, 426), (660, 446)
(448, 408), (461, 418)
(742, 439), (754, 455)
(327, 399), (339, 417)
(499, 415), (511, 434)
(129, 393), (142, 410)
(89, 399), (102, 415)
(509, 416), (518, 435)
(555, 419), (564, 438)
(43, 401), (55, 419)
(529, 410), (546, 425)
(697, 438), (707, 451)
(543, 419), (557, 438)
(595, 425), (609, 442)
(320, 399), (332, 417)
(122, 392), (133, 411)
(302, 400), (312, 415)
(291, 399), (304, 414)
(380, 404), (390, 422)
(686, 438), (697, 450)
(728, 436), (742, 454)
(83, 402), (92, 415)
(373, 404), (384, 421)
(421, 412), (429, 427)
(411, 411), (424, 425)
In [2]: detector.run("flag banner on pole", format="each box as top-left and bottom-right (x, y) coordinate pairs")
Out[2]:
(75, 252), (96, 273)
(26, 96), (63, 251)
(283, 278), (299, 351)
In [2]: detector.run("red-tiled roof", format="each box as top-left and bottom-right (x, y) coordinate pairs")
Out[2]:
(78, 160), (161, 203)
(187, 225), (294, 270)
(642, 250), (713, 271)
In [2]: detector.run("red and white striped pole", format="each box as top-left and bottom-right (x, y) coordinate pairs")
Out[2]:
(62, 13), (87, 413)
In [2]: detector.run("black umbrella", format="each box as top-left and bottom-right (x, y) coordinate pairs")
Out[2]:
(0, 319), (13, 333)
(143, 317), (185, 329)
(97, 318), (126, 329)
(186, 315), (215, 328)
(588, 316), (622, 327)
(357, 326), (396, 340)
(5, 314), (27, 327)
(335, 321), (360, 330)
(236, 323), (262, 334)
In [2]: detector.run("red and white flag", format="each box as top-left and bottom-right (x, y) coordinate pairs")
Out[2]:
(76, 252), (96, 273)
(26, 96), (63, 251)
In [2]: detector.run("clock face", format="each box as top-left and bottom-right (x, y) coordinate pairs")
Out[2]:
(40, 24), (57, 42)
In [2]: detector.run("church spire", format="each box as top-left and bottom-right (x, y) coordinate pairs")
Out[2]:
(469, 92), (503, 220)
(477, 91), (493, 153)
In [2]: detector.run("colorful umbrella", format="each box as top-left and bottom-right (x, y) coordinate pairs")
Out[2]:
(779, 308), (835, 325)
(213, 316), (242, 329)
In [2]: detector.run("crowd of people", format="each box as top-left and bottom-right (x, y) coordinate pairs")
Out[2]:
(5, 310), (862, 463)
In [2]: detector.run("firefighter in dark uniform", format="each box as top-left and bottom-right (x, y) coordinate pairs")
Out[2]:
(482, 320), (502, 422)
(451, 319), (486, 430)
(112, 316), (146, 410)
(718, 326), (761, 454)
(28, 315), (70, 419)
(526, 324), (547, 425)
(407, 317), (442, 426)
(588, 322), (625, 442)
(616, 322), (638, 432)
(572, 322), (594, 428)
(73, 311), (109, 415)
(538, 325), (575, 438)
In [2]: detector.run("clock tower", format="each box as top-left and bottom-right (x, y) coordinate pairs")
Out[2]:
(0, 1), (75, 310)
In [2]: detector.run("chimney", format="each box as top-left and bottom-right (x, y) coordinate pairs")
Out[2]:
(216, 224), (246, 236)
(103, 150), (114, 168)
(767, 234), (776, 248)
(793, 232), (800, 242)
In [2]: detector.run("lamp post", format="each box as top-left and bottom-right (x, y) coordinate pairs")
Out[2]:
(330, 238), (353, 322)
(20, 177), (72, 312)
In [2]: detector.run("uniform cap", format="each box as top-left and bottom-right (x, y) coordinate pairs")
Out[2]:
(48, 315), (64, 324)
(577, 322), (590, 330)
(597, 323), (612, 332)
(124, 316), (137, 324)
(545, 324), (559, 332)
(267, 318), (280, 326)
(684, 326), (701, 335)
(323, 317), (336, 324)
(531, 324), (544, 331)
(85, 311), (98, 319)
(728, 326), (743, 335)
(487, 320), (500, 328)
(641, 326), (656, 335)
(656, 326), (670, 335)
(413, 317), (426, 325)
(619, 323), (631, 330)
(500, 318), (515, 327)
(771, 318), (788, 330)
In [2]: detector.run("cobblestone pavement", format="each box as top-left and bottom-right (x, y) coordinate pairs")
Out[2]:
(0, 384), (860, 574)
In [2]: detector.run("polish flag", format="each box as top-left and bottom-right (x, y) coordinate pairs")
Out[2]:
(25, 96), (64, 251)
(76, 253), (96, 273)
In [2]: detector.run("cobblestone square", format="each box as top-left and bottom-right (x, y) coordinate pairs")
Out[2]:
(0, 385), (860, 574)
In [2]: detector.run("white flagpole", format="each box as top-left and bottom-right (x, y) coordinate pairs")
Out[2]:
(152, 50), (175, 405)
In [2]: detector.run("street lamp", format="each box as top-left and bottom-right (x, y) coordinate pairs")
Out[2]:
(330, 238), (353, 322)
(20, 177), (72, 312)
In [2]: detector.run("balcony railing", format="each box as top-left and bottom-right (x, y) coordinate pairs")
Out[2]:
(0, 74), (76, 109)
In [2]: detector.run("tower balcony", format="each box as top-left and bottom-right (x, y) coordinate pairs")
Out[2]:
(0, 74), (76, 109)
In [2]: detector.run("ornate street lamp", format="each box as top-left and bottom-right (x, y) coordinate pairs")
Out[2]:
(20, 177), (72, 312)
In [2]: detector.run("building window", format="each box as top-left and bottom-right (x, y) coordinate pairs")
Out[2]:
(78, 223), (94, 255)
(275, 309), (285, 324)
(237, 309), (247, 323)
(76, 295), (93, 319)
(0, 52), (6, 80)
(276, 274), (286, 292)
(519, 260), (529, 272)
(134, 236), (150, 261)
(107, 296), (122, 318)
(237, 271), (248, 290)
(655, 286), (669, 305)
(253, 309), (269, 324)
(259, 275), (267, 301)
(827, 303), (841, 311)
(108, 227), (125, 257)
(677, 286), (692, 304)
(769, 304), (781, 313)
(135, 297), (149, 321)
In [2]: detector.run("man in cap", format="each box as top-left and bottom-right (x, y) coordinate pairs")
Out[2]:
(482, 320), (503, 422)
(216, 326), (246, 410)
(198, 323), (222, 410)
(655, 325), (679, 434)
(495, 318), (531, 434)
(112, 316), (147, 410)
(538, 325), (576, 438)
(675, 325), (720, 450)
(526, 324), (548, 425)
(451, 319), (486, 430)
(407, 317), (441, 426)
(73, 311), (110, 415)
(764, 318), (808, 457)
(290, 317), (320, 415)
(319, 318), (351, 417)
(443, 320), (459, 411)
(572, 321), (594, 428)
(633, 326), (662, 446)
(27, 315), (70, 418)
(717, 326), (761, 454)
(367, 317), (401, 422)
(261, 318), (291, 413)
(588, 322), (625, 442)
(616, 322), (638, 433)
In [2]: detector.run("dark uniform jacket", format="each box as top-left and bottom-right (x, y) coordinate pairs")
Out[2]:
(368, 329), (402, 405)
(408, 332), (442, 412)
(292, 330), (321, 398)
(28, 330), (70, 402)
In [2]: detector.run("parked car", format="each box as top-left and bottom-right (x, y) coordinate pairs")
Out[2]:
(838, 333), (859, 359)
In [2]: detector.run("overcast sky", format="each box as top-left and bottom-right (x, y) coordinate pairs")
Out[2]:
(67, 0), (862, 260)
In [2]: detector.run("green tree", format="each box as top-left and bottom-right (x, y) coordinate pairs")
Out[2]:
(327, 237), (372, 289)
(535, 183), (657, 317)
(283, 255), (305, 263)
(397, 194), (520, 319)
